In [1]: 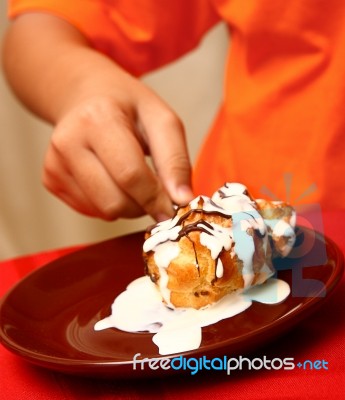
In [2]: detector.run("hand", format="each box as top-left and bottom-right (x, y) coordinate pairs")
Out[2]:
(42, 89), (194, 221)
(3, 13), (194, 220)
(4, 13), (193, 220)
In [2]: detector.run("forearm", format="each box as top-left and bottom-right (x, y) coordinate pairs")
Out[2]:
(2, 13), (133, 123)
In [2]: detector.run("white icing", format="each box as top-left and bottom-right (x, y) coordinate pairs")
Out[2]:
(216, 258), (224, 278)
(156, 265), (172, 307)
(290, 210), (297, 227)
(153, 241), (180, 269)
(232, 217), (257, 286)
(94, 276), (290, 356)
(189, 195), (204, 210)
(244, 278), (290, 304)
(220, 182), (248, 195)
(142, 183), (297, 302)
(143, 224), (181, 253)
(143, 183), (280, 302)
(264, 216), (296, 256)
(148, 241), (180, 306)
(199, 222), (232, 259)
(212, 183), (272, 287)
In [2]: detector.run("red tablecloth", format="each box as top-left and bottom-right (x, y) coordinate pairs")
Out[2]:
(1, 212), (344, 400)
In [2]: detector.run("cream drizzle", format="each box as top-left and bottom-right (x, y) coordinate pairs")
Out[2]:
(264, 216), (296, 256)
(94, 276), (291, 355)
(144, 183), (276, 298)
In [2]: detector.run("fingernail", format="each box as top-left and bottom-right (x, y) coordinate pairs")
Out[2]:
(176, 184), (194, 204)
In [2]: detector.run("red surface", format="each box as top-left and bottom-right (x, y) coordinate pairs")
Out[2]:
(0, 211), (344, 400)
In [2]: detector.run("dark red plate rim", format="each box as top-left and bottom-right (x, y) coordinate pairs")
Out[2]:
(0, 226), (343, 378)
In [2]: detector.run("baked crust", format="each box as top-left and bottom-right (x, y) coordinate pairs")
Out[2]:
(143, 187), (283, 309)
(144, 200), (246, 308)
(255, 199), (296, 257)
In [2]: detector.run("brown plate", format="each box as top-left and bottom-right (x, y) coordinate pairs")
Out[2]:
(0, 227), (343, 378)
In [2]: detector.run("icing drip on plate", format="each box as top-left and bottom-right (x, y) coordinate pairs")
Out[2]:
(94, 276), (290, 355)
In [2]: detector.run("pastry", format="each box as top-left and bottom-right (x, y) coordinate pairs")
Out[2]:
(255, 198), (296, 257)
(143, 183), (296, 309)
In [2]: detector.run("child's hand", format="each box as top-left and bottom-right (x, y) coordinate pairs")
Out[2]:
(42, 91), (193, 221)
(3, 13), (194, 221)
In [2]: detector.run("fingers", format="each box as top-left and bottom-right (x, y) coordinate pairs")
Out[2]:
(42, 147), (103, 218)
(44, 99), (176, 221)
(138, 98), (194, 205)
(90, 107), (176, 220)
(43, 142), (146, 220)
(43, 92), (194, 221)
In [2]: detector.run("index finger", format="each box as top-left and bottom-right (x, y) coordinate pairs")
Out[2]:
(138, 103), (194, 206)
(91, 115), (175, 221)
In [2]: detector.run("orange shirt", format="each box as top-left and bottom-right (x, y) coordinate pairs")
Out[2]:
(8, 0), (345, 210)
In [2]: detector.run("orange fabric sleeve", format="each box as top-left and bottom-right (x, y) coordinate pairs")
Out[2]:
(193, 0), (345, 210)
(8, 0), (220, 76)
